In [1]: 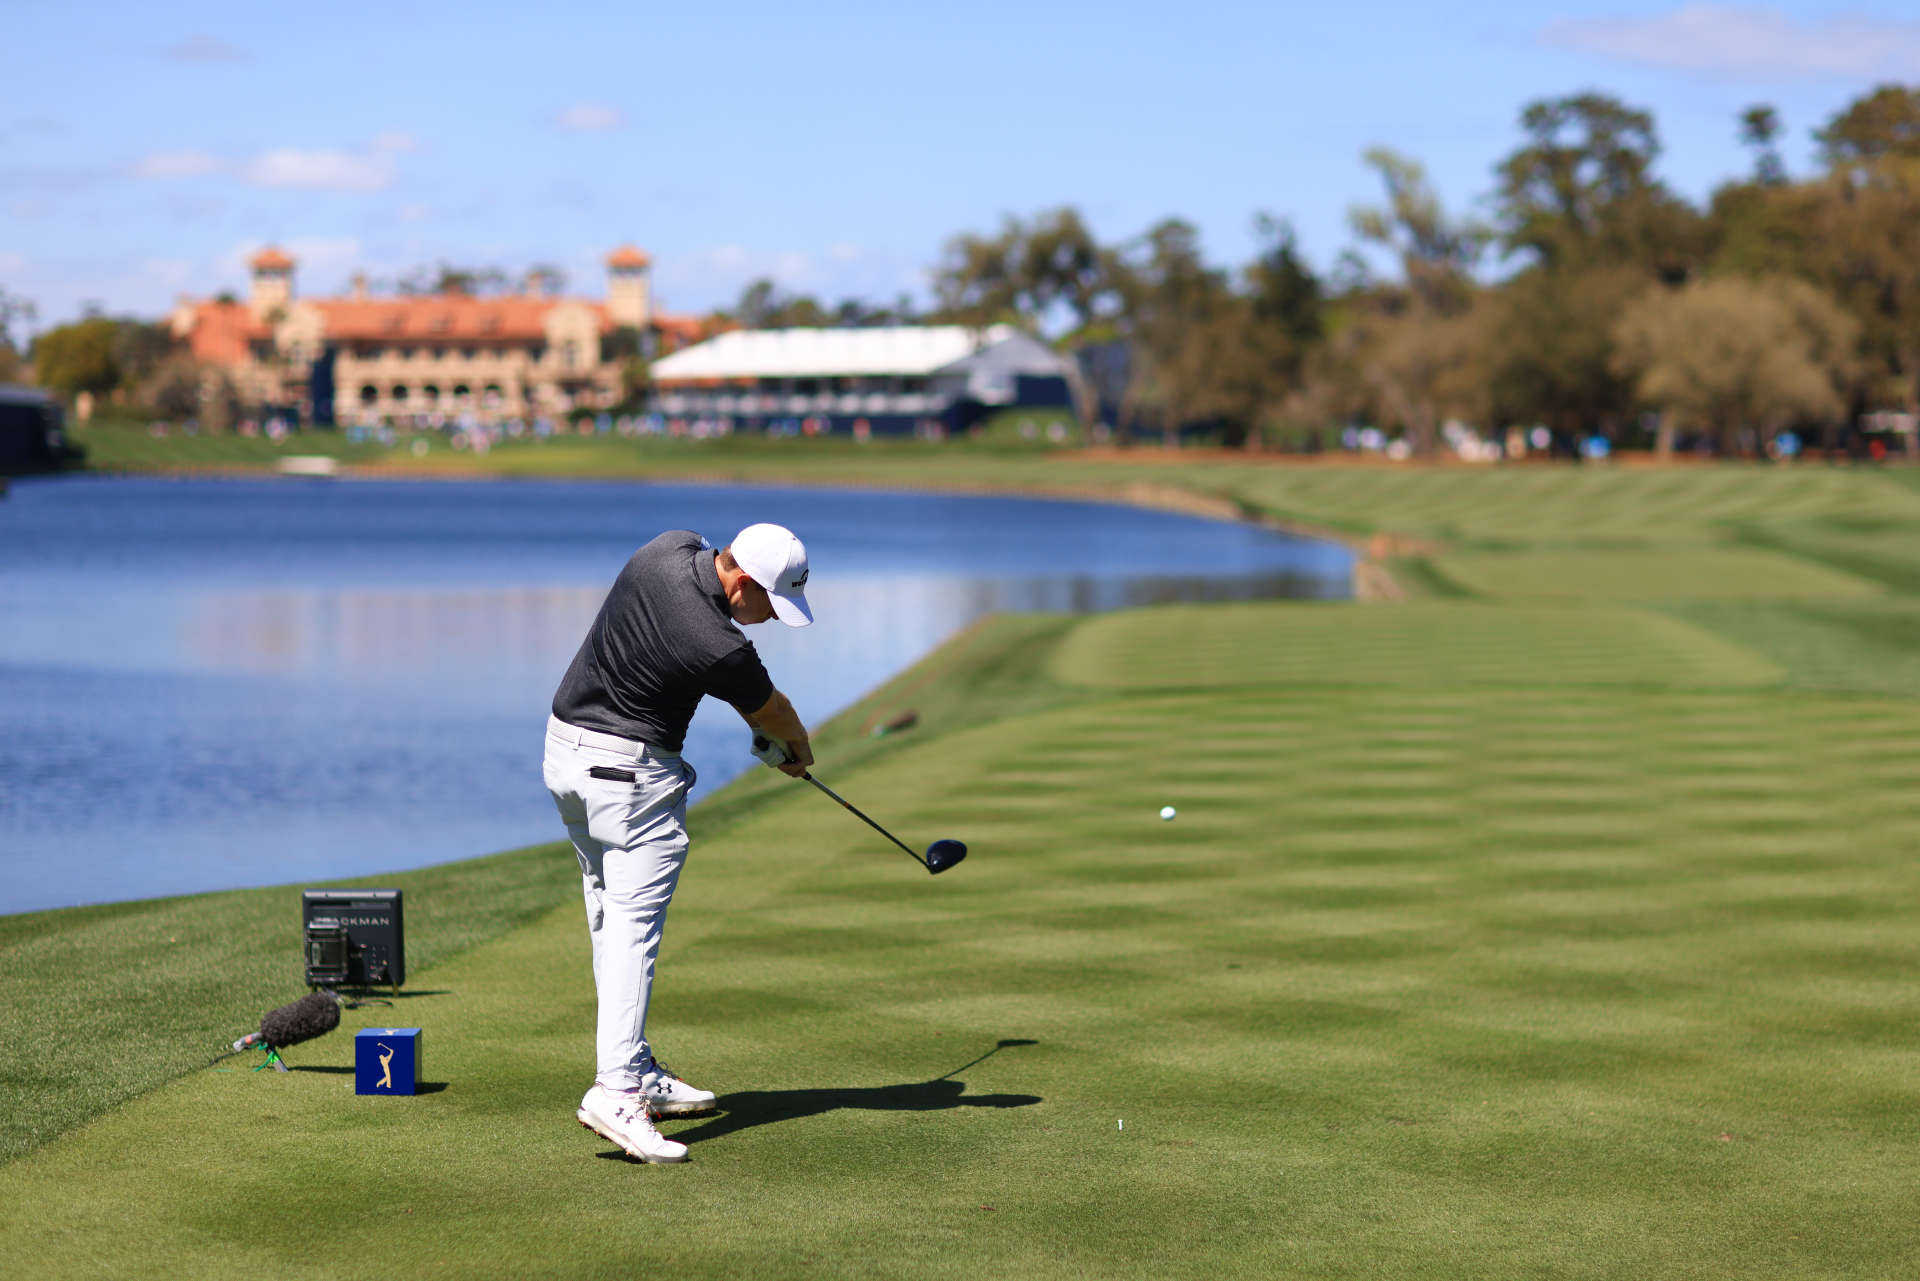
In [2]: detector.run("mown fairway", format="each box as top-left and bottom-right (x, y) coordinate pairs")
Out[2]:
(5, 458), (1920, 1278)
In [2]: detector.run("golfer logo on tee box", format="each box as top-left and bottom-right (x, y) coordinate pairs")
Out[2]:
(355, 1027), (422, 1095)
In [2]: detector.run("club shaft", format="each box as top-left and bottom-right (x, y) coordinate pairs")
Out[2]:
(802, 773), (927, 867)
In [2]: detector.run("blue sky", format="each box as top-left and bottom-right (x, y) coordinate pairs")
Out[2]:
(4, 1), (1915, 331)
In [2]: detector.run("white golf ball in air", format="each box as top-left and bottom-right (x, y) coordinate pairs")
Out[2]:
(1160, 806), (1177, 821)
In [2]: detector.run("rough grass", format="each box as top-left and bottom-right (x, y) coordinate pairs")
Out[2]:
(0, 843), (578, 1163)
(6, 457), (1920, 1278)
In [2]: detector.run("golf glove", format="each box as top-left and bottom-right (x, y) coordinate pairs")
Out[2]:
(751, 732), (793, 768)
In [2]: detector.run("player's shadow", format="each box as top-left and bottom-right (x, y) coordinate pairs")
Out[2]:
(597, 1039), (1042, 1155)
(669, 1076), (1042, 1146)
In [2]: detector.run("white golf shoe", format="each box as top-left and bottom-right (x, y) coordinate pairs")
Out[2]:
(641, 1059), (718, 1117)
(577, 1085), (688, 1164)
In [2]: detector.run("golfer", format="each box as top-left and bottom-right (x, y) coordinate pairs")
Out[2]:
(544, 523), (814, 1163)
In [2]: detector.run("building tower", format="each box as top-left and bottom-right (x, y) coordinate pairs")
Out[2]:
(605, 246), (651, 329)
(248, 246), (296, 322)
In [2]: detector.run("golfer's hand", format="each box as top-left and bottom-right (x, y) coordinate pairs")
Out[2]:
(753, 732), (813, 778)
(779, 737), (813, 778)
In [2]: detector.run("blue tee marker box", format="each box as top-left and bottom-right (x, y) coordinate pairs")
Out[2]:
(355, 1027), (422, 1095)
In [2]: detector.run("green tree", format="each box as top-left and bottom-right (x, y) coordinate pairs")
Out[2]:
(932, 206), (1125, 335)
(1246, 214), (1323, 351)
(617, 356), (651, 410)
(932, 216), (1022, 327)
(0, 288), (30, 384)
(1481, 264), (1645, 438)
(1343, 149), (1487, 454)
(1611, 276), (1858, 456)
(1740, 105), (1786, 186)
(31, 317), (120, 398)
(730, 278), (830, 329)
(1216, 215), (1326, 448)
(1364, 304), (1487, 454)
(1494, 92), (1701, 279)
(1348, 147), (1486, 313)
(139, 354), (206, 420)
(111, 321), (176, 394)
(1016, 207), (1121, 331)
(1816, 85), (1920, 173)
(198, 367), (241, 433)
(1789, 87), (1920, 414)
(394, 263), (512, 296)
(1114, 219), (1235, 441)
(1707, 167), (1823, 281)
(733, 278), (778, 328)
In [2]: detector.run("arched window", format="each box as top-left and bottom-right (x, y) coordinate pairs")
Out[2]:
(422, 384), (441, 404)
(392, 385), (410, 403)
(360, 385), (378, 405)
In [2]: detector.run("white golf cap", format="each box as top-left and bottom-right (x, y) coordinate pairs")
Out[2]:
(730, 523), (812, 626)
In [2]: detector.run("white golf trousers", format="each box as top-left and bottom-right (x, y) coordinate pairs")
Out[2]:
(543, 714), (696, 1092)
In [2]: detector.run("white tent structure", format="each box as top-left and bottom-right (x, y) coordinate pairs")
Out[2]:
(649, 324), (1077, 435)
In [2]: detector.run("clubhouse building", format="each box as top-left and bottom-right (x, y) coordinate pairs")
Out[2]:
(169, 246), (703, 424)
(648, 324), (1077, 437)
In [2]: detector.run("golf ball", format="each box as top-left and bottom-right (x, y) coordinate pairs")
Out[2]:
(1159, 806), (1176, 821)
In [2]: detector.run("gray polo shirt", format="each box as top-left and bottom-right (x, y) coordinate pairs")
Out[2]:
(551, 531), (776, 751)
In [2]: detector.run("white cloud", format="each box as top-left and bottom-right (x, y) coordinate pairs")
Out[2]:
(164, 35), (245, 61)
(551, 103), (626, 133)
(133, 149), (224, 180)
(0, 251), (26, 274)
(1544, 4), (1920, 80)
(131, 133), (419, 193)
(246, 147), (395, 193)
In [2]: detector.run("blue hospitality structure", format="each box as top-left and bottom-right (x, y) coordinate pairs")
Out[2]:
(355, 1027), (423, 1095)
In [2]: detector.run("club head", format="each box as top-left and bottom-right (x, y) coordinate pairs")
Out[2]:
(924, 839), (967, 874)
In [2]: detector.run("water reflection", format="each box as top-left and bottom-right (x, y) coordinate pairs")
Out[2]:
(0, 476), (1350, 913)
(180, 586), (611, 680)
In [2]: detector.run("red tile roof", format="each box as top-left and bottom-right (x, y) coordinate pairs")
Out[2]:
(249, 247), (295, 271)
(310, 296), (588, 341)
(606, 245), (651, 269)
(178, 290), (704, 364)
(183, 301), (267, 364)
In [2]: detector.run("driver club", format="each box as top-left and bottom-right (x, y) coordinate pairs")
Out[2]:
(800, 772), (968, 874)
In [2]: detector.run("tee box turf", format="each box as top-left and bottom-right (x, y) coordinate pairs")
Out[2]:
(355, 1027), (422, 1095)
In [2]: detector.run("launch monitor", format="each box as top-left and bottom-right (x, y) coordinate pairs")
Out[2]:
(302, 889), (405, 992)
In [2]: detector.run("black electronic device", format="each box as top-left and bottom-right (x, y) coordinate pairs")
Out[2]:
(302, 889), (405, 991)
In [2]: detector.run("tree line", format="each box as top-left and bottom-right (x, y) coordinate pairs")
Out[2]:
(906, 84), (1919, 455)
(7, 83), (1916, 454)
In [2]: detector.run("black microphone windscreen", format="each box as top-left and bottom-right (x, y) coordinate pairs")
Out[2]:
(260, 991), (341, 1048)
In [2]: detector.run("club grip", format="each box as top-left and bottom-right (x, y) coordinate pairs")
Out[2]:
(751, 732), (794, 767)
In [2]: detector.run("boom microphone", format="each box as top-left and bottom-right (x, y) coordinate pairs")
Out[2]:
(231, 991), (341, 1055)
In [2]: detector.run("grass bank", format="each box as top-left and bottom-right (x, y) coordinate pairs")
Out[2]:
(6, 456), (1920, 1278)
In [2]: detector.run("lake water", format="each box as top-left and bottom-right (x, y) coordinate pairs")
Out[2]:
(0, 475), (1351, 914)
